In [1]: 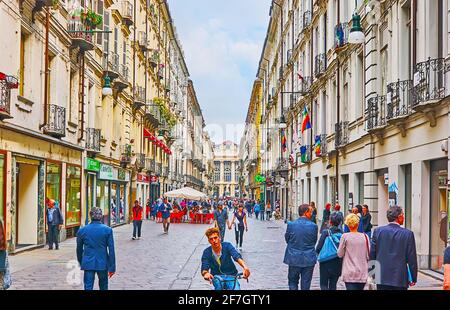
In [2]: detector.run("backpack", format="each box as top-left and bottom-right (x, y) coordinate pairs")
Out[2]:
(318, 230), (342, 263)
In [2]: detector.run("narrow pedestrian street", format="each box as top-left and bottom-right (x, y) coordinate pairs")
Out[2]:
(8, 214), (442, 290)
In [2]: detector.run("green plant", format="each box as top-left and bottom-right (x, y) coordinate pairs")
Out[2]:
(81, 9), (103, 29)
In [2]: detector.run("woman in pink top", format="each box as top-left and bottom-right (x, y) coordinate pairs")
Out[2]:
(337, 213), (370, 290)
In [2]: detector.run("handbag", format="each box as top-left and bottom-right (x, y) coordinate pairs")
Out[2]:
(318, 230), (342, 263)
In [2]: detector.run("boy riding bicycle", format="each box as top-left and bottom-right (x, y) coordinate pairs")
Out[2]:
(201, 227), (251, 290)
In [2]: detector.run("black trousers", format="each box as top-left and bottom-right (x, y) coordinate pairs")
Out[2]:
(133, 220), (142, 238)
(319, 263), (339, 290)
(234, 225), (245, 247)
(377, 284), (407, 290)
(48, 225), (59, 249)
(345, 282), (366, 290)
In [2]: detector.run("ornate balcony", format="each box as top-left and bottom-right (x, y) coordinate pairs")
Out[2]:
(162, 166), (169, 177)
(138, 31), (148, 51)
(145, 104), (161, 127)
(287, 49), (293, 65)
(135, 153), (145, 171)
(149, 50), (160, 69)
(366, 95), (387, 132)
(44, 104), (66, 138)
(155, 162), (162, 176)
(412, 57), (446, 111)
(299, 76), (312, 95)
(314, 53), (327, 78)
(386, 80), (412, 122)
(145, 157), (155, 173)
(335, 23), (349, 50)
(113, 64), (129, 92)
(335, 121), (349, 149)
(102, 52), (120, 80)
(0, 79), (12, 120)
(68, 20), (95, 52)
(85, 128), (101, 153)
(276, 158), (289, 175)
(157, 66), (164, 80)
(303, 11), (312, 31)
(133, 86), (145, 110)
(120, 144), (132, 167)
(121, 1), (133, 26)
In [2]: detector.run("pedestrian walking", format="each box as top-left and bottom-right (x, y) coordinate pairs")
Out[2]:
(213, 201), (230, 241)
(76, 208), (116, 290)
(310, 201), (317, 224)
(316, 213), (343, 290)
(265, 201), (272, 221)
(46, 198), (64, 250)
(158, 198), (172, 234)
(337, 213), (370, 290)
(344, 205), (364, 233)
(361, 204), (373, 238)
(229, 203), (248, 250)
(151, 200), (158, 221)
(254, 201), (261, 220)
(370, 206), (418, 290)
(260, 201), (265, 221)
(132, 200), (143, 240)
(320, 203), (331, 233)
(444, 246), (450, 290)
(245, 200), (252, 218)
(0, 220), (11, 290)
(283, 204), (318, 290)
(145, 199), (151, 220)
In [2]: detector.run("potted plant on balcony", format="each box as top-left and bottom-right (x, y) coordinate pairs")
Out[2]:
(81, 8), (103, 30)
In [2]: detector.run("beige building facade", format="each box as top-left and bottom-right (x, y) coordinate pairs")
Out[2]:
(213, 141), (240, 198)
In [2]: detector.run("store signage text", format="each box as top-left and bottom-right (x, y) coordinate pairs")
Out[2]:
(99, 164), (114, 180)
(85, 158), (101, 172)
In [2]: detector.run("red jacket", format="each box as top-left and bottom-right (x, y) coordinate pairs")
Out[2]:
(132, 206), (143, 221)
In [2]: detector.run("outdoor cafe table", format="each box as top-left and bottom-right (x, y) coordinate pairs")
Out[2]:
(189, 212), (214, 224)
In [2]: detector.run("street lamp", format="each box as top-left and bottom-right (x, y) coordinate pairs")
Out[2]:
(102, 75), (113, 96)
(348, 1), (365, 44)
(279, 114), (287, 129)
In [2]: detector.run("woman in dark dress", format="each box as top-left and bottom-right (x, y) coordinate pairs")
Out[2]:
(320, 203), (332, 233)
(316, 213), (343, 290)
(229, 203), (248, 250)
(361, 204), (373, 238)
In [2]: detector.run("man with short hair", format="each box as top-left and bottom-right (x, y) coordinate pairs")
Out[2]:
(213, 201), (230, 241)
(370, 205), (418, 290)
(283, 204), (318, 290)
(76, 208), (116, 290)
(132, 200), (143, 240)
(201, 227), (250, 290)
(46, 199), (64, 250)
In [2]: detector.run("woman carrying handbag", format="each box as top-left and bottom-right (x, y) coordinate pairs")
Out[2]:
(0, 220), (12, 290)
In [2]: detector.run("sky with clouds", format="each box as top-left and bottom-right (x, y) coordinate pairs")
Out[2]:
(167, 0), (271, 144)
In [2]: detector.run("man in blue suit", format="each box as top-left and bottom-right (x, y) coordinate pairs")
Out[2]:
(283, 204), (318, 290)
(76, 208), (116, 290)
(370, 205), (418, 290)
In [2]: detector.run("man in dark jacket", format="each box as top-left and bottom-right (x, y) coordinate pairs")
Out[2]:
(76, 208), (116, 290)
(46, 199), (64, 250)
(370, 205), (418, 290)
(283, 204), (318, 290)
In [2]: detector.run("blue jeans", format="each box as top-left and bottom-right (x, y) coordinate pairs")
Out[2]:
(288, 265), (315, 290)
(84, 270), (108, 290)
(133, 220), (142, 238)
(218, 225), (226, 240)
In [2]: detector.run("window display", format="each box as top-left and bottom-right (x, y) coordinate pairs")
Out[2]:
(96, 180), (110, 226)
(66, 165), (81, 227)
(46, 162), (61, 211)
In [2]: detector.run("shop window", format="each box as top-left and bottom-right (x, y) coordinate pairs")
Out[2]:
(96, 180), (110, 226)
(46, 162), (61, 211)
(66, 165), (81, 227)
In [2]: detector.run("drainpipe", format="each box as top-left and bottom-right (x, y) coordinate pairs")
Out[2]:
(412, 0), (417, 68)
(133, 0), (136, 103)
(78, 52), (85, 143)
(309, 0), (314, 204)
(336, 0), (341, 206)
(40, 8), (50, 130)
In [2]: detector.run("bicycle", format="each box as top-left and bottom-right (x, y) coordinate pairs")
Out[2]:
(211, 272), (248, 290)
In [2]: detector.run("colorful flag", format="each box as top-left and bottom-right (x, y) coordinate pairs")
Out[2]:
(300, 145), (308, 163)
(281, 129), (287, 153)
(301, 106), (311, 133)
(314, 135), (322, 156)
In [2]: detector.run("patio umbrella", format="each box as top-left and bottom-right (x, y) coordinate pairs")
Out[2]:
(163, 187), (207, 200)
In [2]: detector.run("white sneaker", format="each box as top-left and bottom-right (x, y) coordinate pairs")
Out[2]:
(132, 237), (136, 240)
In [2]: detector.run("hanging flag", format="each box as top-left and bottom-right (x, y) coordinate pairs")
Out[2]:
(143, 127), (152, 139)
(300, 145), (308, 163)
(314, 135), (322, 156)
(301, 106), (311, 133)
(281, 129), (287, 153)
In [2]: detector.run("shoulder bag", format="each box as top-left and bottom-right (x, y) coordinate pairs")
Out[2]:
(318, 230), (342, 263)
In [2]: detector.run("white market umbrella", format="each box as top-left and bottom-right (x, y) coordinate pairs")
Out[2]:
(163, 186), (207, 200)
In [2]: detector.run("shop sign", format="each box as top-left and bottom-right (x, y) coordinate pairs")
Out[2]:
(137, 174), (150, 183)
(118, 168), (126, 181)
(85, 158), (100, 172)
(99, 164), (114, 180)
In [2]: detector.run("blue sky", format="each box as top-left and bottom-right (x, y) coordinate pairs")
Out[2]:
(168, 0), (271, 144)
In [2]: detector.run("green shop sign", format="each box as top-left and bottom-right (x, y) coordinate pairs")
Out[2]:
(255, 174), (266, 183)
(85, 158), (100, 172)
(99, 164), (114, 180)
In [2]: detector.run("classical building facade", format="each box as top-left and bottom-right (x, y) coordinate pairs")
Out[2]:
(244, 0), (450, 273)
(213, 141), (240, 198)
(0, 0), (208, 252)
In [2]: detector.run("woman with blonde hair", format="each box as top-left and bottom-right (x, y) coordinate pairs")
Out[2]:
(337, 213), (370, 290)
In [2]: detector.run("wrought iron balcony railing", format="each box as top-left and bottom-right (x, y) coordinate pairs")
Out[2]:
(120, 64), (129, 82)
(314, 53), (327, 77)
(138, 31), (148, 50)
(134, 86), (145, 106)
(299, 76), (312, 95)
(162, 166), (169, 177)
(120, 144), (132, 166)
(303, 11), (312, 30)
(122, 1), (133, 25)
(155, 162), (162, 176)
(276, 158), (289, 172)
(287, 49), (293, 64)
(335, 121), (349, 149)
(145, 158), (155, 172)
(335, 23), (349, 49)
(102, 52), (120, 79)
(386, 80), (412, 120)
(157, 67), (164, 80)
(85, 128), (101, 152)
(0, 79), (12, 120)
(412, 57), (446, 108)
(68, 20), (95, 51)
(135, 153), (145, 170)
(149, 50), (160, 68)
(366, 95), (387, 131)
(145, 104), (161, 127)
(44, 104), (66, 138)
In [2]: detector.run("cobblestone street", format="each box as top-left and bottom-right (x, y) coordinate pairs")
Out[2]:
(8, 213), (443, 290)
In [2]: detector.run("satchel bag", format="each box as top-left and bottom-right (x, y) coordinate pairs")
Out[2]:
(318, 230), (342, 263)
